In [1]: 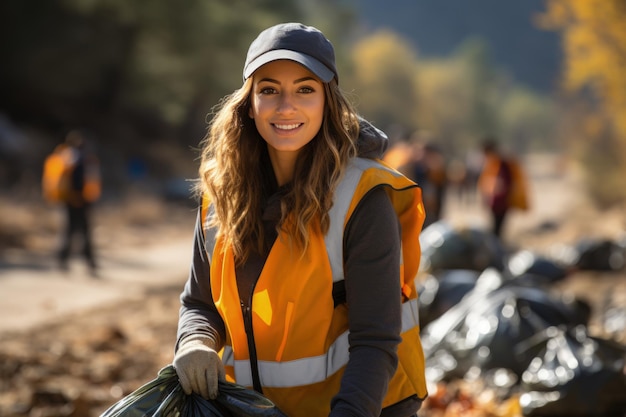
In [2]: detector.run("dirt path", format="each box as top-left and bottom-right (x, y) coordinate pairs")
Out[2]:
(0, 197), (196, 334)
(0, 238), (192, 333)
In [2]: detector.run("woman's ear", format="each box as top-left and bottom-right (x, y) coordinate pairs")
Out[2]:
(248, 107), (254, 119)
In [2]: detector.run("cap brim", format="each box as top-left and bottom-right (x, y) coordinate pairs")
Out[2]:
(244, 49), (335, 83)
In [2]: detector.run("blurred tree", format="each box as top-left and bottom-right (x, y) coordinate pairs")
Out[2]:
(0, 0), (135, 129)
(413, 38), (557, 157)
(415, 57), (475, 152)
(0, 0), (336, 194)
(538, 0), (626, 206)
(347, 30), (420, 132)
(343, 28), (559, 161)
(498, 86), (557, 153)
(458, 39), (500, 141)
(414, 38), (502, 153)
(0, 0), (304, 149)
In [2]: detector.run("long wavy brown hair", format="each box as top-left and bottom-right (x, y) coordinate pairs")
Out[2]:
(197, 77), (359, 263)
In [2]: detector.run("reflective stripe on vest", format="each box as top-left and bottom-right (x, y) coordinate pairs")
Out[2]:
(203, 199), (216, 263)
(220, 297), (420, 388)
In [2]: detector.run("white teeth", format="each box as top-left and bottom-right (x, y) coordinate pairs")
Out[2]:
(274, 123), (300, 130)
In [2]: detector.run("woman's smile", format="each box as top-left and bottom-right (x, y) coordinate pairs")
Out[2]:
(273, 122), (303, 131)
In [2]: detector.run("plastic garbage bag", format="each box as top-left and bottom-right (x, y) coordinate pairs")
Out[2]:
(505, 249), (570, 286)
(417, 270), (479, 327)
(552, 237), (626, 272)
(422, 269), (590, 382)
(100, 364), (288, 417)
(518, 326), (626, 416)
(99, 365), (181, 417)
(573, 238), (626, 271)
(420, 221), (507, 273)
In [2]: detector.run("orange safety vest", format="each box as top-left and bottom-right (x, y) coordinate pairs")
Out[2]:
(478, 155), (529, 211)
(203, 158), (428, 417)
(42, 145), (101, 204)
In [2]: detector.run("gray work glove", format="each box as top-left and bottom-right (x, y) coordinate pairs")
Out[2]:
(173, 337), (225, 399)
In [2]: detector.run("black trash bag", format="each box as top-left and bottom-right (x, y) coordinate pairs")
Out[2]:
(216, 382), (288, 417)
(99, 365), (182, 417)
(419, 221), (507, 273)
(100, 365), (288, 417)
(505, 249), (571, 286)
(422, 269), (589, 382)
(517, 326), (626, 417)
(417, 270), (479, 327)
(573, 238), (626, 271)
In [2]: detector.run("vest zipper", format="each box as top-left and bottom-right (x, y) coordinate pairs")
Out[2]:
(241, 301), (263, 393)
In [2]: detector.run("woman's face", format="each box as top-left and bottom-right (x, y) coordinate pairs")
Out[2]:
(249, 60), (325, 157)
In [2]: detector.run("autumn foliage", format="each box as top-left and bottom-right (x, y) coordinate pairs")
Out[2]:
(538, 0), (626, 207)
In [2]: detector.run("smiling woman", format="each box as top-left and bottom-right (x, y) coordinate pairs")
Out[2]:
(167, 22), (429, 417)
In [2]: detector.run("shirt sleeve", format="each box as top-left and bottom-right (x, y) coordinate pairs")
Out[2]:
(330, 186), (403, 417)
(175, 208), (226, 351)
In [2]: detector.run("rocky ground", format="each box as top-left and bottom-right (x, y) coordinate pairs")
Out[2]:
(0, 154), (624, 417)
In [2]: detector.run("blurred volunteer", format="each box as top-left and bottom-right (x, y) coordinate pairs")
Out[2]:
(42, 130), (101, 274)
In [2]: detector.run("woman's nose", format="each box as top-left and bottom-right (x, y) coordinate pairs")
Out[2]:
(276, 93), (296, 113)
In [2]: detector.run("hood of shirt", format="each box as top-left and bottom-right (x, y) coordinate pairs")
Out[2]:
(356, 116), (389, 159)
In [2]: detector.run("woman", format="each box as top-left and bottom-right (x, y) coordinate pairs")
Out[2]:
(173, 22), (428, 417)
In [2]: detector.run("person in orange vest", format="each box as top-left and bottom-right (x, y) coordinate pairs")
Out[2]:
(172, 23), (428, 417)
(477, 138), (529, 238)
(43, 129), (101, 275)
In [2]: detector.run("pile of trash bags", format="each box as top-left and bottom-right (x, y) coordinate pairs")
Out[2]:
(418, 221), (626, 416)
(100, 365), (287, 417)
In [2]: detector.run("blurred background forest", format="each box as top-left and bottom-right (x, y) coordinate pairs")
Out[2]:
(1, 0), (625, 208)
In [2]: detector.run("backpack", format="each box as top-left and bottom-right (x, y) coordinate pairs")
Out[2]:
(42, 145), (72, 203)
(505, 157), (530, 211)
(42, 145), (101, 204)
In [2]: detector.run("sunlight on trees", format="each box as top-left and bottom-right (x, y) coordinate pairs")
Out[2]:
(348, 31), (557, 159)
(498, 86), (557, 153)
(538, 0), (626, 206)
(348, 30), (420, 131)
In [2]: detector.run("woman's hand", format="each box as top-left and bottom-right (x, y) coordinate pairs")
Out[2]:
(173, 338), (225, 399)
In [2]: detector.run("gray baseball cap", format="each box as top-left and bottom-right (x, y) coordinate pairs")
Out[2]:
(243, 23), (338, 83)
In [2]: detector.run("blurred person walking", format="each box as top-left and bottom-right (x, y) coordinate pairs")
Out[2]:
(422, 143), (447, 228)
(42, 129), (101, 275)
(477, 138), (529, 238)
(396, 139), (447, 229)
(172, 22), (428, 417)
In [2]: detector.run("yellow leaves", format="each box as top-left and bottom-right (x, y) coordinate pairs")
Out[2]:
(539, 0), (626, 206)
(415, 60), (473, 131)
(352, 30), (418, 78)
(349, 30), (420, 130)
(540, 0), (626, 107)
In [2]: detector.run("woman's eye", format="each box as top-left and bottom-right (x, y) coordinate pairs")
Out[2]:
(299, 86), (314, 94)
(259, 87), (277, 95)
